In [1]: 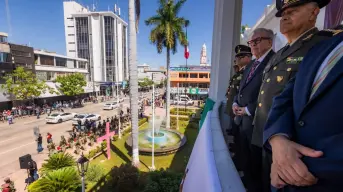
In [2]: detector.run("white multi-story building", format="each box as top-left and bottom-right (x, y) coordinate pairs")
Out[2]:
(63, 0), (128, 84)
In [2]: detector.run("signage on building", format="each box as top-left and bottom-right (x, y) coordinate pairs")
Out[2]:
(189, 88), (199, 95)
(170, 66), (211, 71)
(198, 88), (209, 94)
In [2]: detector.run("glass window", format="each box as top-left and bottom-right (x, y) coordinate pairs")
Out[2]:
(47, 72), (55, 81)
(75, 17), (90, 60)
(78, 61), (86, 69)
(56, 58), (67, 67)
(0, 52), (11, 62)
(0, 36), (8, 43)
(199, 73), (208, 78)
(40, 55), (54, 66)
(190, 73), (198, 78)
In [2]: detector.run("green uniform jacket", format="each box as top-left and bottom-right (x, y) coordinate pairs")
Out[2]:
(226, 68), (245, 117)
(252, 28), (337, 147)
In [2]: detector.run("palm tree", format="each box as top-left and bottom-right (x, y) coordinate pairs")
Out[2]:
(39, 153), (76, 176)
(128, 0), (141, 166)
(28, 167), (81, 192)
(145, 0), (189, 129)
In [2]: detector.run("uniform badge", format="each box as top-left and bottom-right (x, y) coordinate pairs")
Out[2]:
(237, 75), (242, 80)
(277, 76), (283, 82)
(286, 57), (303, 64)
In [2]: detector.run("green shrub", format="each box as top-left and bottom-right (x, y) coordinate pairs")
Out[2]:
(143, 168), (183, 192)
(96, 146), (101, 153)
(39, 153), (76, 176)
(86, 164), (106, 183)
(171, 116), (189, 121)
(109, 163), (140, 192)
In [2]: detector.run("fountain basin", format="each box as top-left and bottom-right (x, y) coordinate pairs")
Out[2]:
(126, 128), (187, 156)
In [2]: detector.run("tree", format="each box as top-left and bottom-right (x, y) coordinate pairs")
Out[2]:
(241, 24), (249, 34)
(1, 66), (55, 101)
(128, 0), (141, 166)
(39, 153), (76, 176)
(54, 73), (87, 96)
(28, 167), (81, 192)
(145, 0), (189, 129)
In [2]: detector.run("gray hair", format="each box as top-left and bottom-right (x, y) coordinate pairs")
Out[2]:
(252, 28), (274, 41)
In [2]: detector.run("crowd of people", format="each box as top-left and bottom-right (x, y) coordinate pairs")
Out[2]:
(225, 0), (342, 191)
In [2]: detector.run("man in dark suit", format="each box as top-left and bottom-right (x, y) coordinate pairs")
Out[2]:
(232, 28), (275, 192)
(252, 0), (332, 191)
(264, 29), (343, 192)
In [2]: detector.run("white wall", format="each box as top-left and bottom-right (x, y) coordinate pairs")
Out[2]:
(63, 1), (88, 57)
(117, 22), (123, 82)
(91, 15), (103, 82)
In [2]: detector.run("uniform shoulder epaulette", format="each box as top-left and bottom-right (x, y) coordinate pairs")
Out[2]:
(314, 28), (343, 37)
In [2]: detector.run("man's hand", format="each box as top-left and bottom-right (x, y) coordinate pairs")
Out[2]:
(270, 162), (286, 189)
(236, 107), (246, 116)
(270, 136), (323, 187)
(232, 105), (239, 115)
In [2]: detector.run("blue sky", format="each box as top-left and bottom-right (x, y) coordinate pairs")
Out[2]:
(0, 0), (273, 68)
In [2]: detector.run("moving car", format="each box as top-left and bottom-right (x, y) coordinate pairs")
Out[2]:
(72, 114), (101, 125)
(46, 112), (77, 124)
(103, 102), (119, 110)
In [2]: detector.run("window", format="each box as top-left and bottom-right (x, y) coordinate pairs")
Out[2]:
(0, 52), (11, 62)
(198, 83), (209, 88)
(179, 73), (188, 78)
(40, 55), (54, 66)
(56, 58), (67, 67)
(190, 73), (198, 78)
(67, 17), (73, 20)
(69, 50), (76, 52)
(78, 61), (87, 69)
(12, 50), (31, 57)
(74, 60), (77, 68)
(47, 72), (55, 81)
(104, 16), (116, 81)
(16, 63), (32, 69)
(67, 26), (74, 28)
(199, 73), (208, 78)
(68, 34), (75, 36)
(68, 42), (75, 44)
(75, 17), (90, 60)
(0, 36), (8, 43)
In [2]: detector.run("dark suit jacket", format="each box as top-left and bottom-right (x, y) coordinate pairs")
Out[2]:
(234, 50), (275, 138)
(252, 28), (335, 148)
(264, 32), (343, 191)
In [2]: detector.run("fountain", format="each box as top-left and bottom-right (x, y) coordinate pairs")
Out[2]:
(126, 116), (187, 155)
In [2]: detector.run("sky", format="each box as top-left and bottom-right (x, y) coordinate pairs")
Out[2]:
(0, 0), (273, 68)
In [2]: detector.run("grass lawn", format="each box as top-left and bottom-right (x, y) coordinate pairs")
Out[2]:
(88, 121), (198, 191)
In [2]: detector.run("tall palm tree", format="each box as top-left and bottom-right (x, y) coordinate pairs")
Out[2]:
(145, 0), (189, 129)
(128, 0), (140, 166)
(39, 153), (76, 176)
(28, 167), (81, 192)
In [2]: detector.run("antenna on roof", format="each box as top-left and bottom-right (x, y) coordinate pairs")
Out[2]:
(114, 4), (117, 13)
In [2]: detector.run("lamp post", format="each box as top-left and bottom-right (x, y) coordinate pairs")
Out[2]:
(77, 153), (89, 192)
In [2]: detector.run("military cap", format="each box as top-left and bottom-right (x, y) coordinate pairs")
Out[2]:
(235, 45), (252, 57)
(276, 0), (331, 17)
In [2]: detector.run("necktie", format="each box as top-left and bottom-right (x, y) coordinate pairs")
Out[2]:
(310, 45), (343, 98)
(246, 60), (260, 83)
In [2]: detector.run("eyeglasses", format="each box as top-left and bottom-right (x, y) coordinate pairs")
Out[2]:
(247, 37), (271, 46)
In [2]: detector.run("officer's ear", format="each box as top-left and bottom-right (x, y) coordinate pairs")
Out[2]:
(308, 3), (320, 22)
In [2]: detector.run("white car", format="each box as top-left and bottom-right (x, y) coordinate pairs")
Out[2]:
(46, 112), (77, 124)
(177, 98), (194, 106)
(72, 114), (101, 125)
(103, 102), (119, 110)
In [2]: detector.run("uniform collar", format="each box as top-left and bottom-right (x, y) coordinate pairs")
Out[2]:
(289, 27), (317, 46)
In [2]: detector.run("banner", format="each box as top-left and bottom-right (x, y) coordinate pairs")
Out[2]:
(180, 111), (221, 192)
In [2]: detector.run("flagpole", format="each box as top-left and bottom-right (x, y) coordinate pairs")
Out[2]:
(177, 82), (179, 130)
(185, 25), (188, 111)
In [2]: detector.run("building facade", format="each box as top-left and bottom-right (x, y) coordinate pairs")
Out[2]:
(170, 66), (211, 100)
(63, 1), (128, 87)
(200, 44), (209, 66)
(137, 63), (166, 84)
(0, 32), (12, 84)
(9, 43), (35, 73)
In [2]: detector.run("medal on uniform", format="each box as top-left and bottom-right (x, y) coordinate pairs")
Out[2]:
(277, 76), (283, 82)
(286, 57), (303, 64)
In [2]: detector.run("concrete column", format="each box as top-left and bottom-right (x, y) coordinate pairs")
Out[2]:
(209, 0), (243, 102)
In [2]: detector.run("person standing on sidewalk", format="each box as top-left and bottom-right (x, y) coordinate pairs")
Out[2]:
(1, 177), (16, 192)
(36, 134), (43, 153)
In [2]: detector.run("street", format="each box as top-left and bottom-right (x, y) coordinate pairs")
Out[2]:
(0, 99), (130, 183)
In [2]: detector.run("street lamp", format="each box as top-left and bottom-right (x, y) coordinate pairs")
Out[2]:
(77, 153), (89, 192)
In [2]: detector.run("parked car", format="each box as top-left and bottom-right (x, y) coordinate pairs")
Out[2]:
(72, 114), (101, 125)
(103, 102), (119, 110)
(177, 98), (194, 106)
(46, 112), (77, 124)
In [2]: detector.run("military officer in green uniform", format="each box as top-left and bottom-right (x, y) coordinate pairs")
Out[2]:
(225, 45), (252, 161)
(250, 0), (334, 191)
